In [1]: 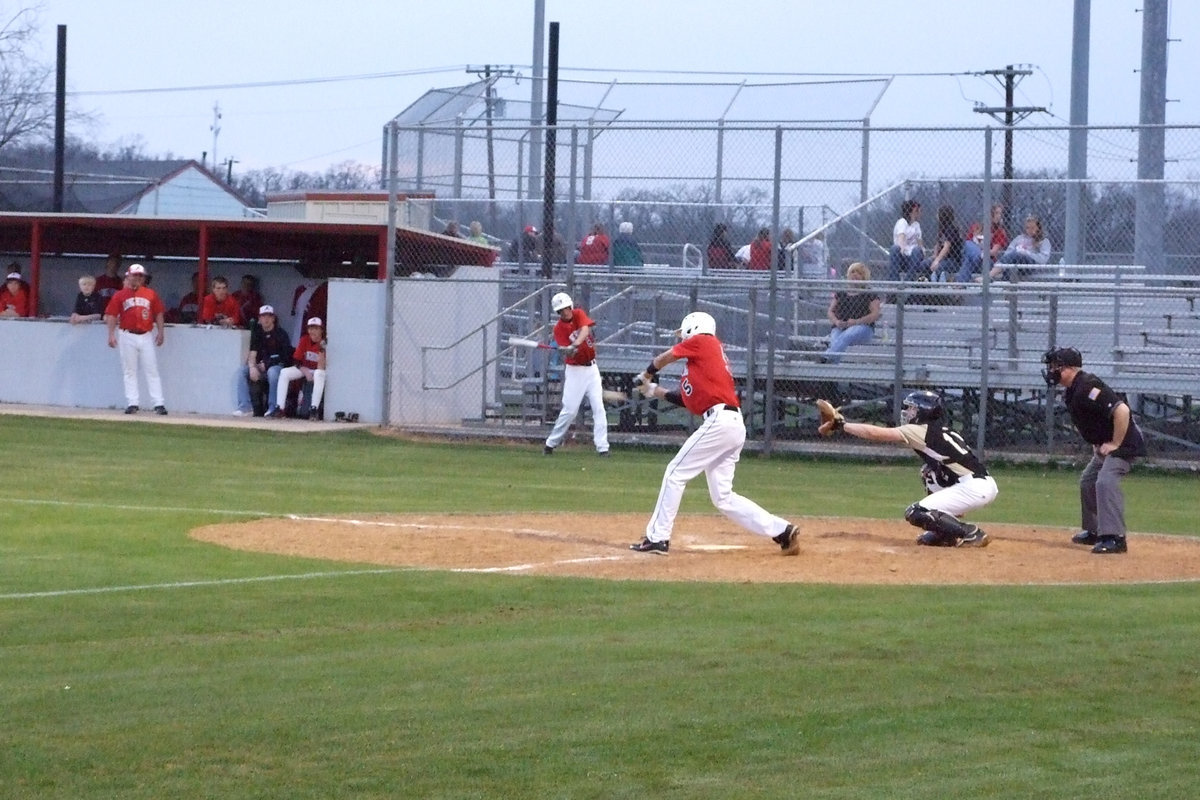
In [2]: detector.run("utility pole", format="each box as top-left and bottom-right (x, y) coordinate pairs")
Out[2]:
(225, 158), (238, 185)
(973, 66), (1046, 219)
(466, 64), (515, 235)
(210, 102), (222, 175)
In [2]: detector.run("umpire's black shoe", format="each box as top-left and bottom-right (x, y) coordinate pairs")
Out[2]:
(543, 445), (554, 455)
(1071, 530), (1099, 546)
(1092, 536), (1127, 554)
(154, 405), (168, 416)
(629, 537), (669, 555)
(772, 523), (800, 556)
(124, 405), (138, 414)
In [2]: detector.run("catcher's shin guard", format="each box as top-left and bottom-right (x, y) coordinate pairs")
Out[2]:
(904, 503), (974, 541)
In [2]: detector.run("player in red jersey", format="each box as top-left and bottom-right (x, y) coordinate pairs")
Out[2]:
(199, 276), (243, 328)
(276, 317), (327, 420)
(543, 292), (609, 455)
(103, 263), (168, 415)
(629, 311), (797, 556)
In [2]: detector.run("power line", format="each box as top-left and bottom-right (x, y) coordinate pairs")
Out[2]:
(68, 65), (468, 97)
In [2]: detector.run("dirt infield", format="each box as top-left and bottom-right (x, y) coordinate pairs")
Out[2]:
(191, 513), (1200, 585)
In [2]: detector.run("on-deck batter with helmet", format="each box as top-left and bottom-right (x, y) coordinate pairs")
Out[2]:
(543, 292), (610, 456)
(818, 390), (996, 547)
(630, 311), (798, 556)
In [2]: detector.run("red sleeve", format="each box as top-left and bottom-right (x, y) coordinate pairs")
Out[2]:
(199, 295), (215, 323)
(104, 292), (122, 317)
(293, 335), (308, 362)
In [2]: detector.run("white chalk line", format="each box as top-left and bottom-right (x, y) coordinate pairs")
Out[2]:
(2, 496), (274, 517)
(0, 568), (410, 600)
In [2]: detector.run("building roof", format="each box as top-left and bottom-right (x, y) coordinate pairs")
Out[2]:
(0, 158), (251, 214)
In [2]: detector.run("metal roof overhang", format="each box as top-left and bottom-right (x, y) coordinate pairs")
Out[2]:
(0, 212), (497, 312)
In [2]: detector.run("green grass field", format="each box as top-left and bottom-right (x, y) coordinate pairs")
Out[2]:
(2, 416), (1198, 799)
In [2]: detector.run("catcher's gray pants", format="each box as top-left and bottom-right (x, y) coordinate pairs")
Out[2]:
(1080, 451), (1131, 537)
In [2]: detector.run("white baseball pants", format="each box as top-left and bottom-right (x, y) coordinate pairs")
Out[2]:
(645, 407), (788, 543)
(545, 363), (609, 452)
(919, 475), (998, 517)
(278, 367), (326, 413)
(117, 329), (164, 408)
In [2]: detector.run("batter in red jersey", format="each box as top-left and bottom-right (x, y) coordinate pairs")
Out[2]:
(103, 263), (168, 415)
(543, 292), (609, 455)
(630, 311), (797, 555)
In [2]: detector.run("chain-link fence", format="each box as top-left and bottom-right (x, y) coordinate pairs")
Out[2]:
(386, 122), (1200, 462)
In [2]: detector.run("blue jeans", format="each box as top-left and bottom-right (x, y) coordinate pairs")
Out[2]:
(237, 364), (283, 413)
(955, 240), (984, 283)
(888, 246), (924, 281)
(823, 324), (874, 363)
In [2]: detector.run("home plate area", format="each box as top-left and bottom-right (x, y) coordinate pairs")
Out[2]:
(190, 513), (1200, 586)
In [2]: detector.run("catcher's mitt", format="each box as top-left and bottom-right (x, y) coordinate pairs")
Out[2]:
(815, 399), (845, 436)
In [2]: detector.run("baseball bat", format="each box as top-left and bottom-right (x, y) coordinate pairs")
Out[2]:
(507, 337), (554, 350)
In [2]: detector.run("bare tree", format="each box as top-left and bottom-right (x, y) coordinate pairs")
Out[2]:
(0, 5), (55, 152)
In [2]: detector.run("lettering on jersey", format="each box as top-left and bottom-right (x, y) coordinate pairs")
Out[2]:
(122, 296), (151, 312)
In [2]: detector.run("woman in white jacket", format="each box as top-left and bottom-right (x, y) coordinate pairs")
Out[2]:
(989, 215), (1051, 280)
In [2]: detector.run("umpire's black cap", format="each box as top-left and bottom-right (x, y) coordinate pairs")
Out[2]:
(1043, 347), (1083, 368)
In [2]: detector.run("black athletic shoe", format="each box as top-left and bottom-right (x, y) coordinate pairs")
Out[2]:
(629, 538), (669, 555)
(543, 445), (554, 455)
(957, 525), (990, 548)
(916, 530), (956, 547)
(1071, 530), (1099, 546)
(154, 405), (168, 416)
(772, 523), (800, 556)
(597, 451), (610, 457)
(1092, 536), (1127, 554)
(124, 405), (138, 415)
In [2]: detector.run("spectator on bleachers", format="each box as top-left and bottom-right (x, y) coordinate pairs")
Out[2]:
(612, 221), (644, 269)
(988, 215), (1051, 281)
(777, 227), (797, 272)
(889, 199), (926, 281)
(747, 227), (772, 270)
(576, 223), (610, 265)
(822, 261), (882, 364)
(706, 223), (738, 270)
(70, 275), (105, 324)
(442, 220), (462, 238)
(507, 225), (541, 263)
(966, 203), (1009, 262)
(924, 205), (969, 283)
(467, 221), (489, 246)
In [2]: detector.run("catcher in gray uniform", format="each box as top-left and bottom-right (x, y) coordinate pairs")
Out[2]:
(818, 390), (998, 547)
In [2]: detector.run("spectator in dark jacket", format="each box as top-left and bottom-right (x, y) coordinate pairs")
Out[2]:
(612, 221), (644, 269)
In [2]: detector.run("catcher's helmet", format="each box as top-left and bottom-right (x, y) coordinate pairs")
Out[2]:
(551, 292), (573, 312)
(901, 390), (944, 425)
(678, 311), (717, 339)
(1041, 346), (1083, 386)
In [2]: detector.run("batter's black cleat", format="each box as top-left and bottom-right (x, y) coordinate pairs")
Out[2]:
(957, 525), (989, 548)
(772, 523), (800, 556)
(629, 538), (669, 555)
(124, 405), (138, 414)
(1071, 530), (1099, 546)
(543, 445), (554, 455)
(916, 530), (956, 547)
(154, 405), (168, 416)
(597, 450), (610, 457)
(1092, 536), (1127, 554)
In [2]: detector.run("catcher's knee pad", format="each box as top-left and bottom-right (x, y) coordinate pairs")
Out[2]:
(904, 503), (971, 539)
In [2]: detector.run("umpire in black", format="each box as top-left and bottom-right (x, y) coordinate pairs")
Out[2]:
(1042, 347), (1146, 554)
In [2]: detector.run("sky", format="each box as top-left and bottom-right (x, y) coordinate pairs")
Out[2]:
(24, 0), (1200, 175)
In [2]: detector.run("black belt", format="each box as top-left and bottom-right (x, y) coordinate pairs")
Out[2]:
(122, 329), (152, 335)
(568, 360), (595, 367)
(703, 403), (738, 419)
